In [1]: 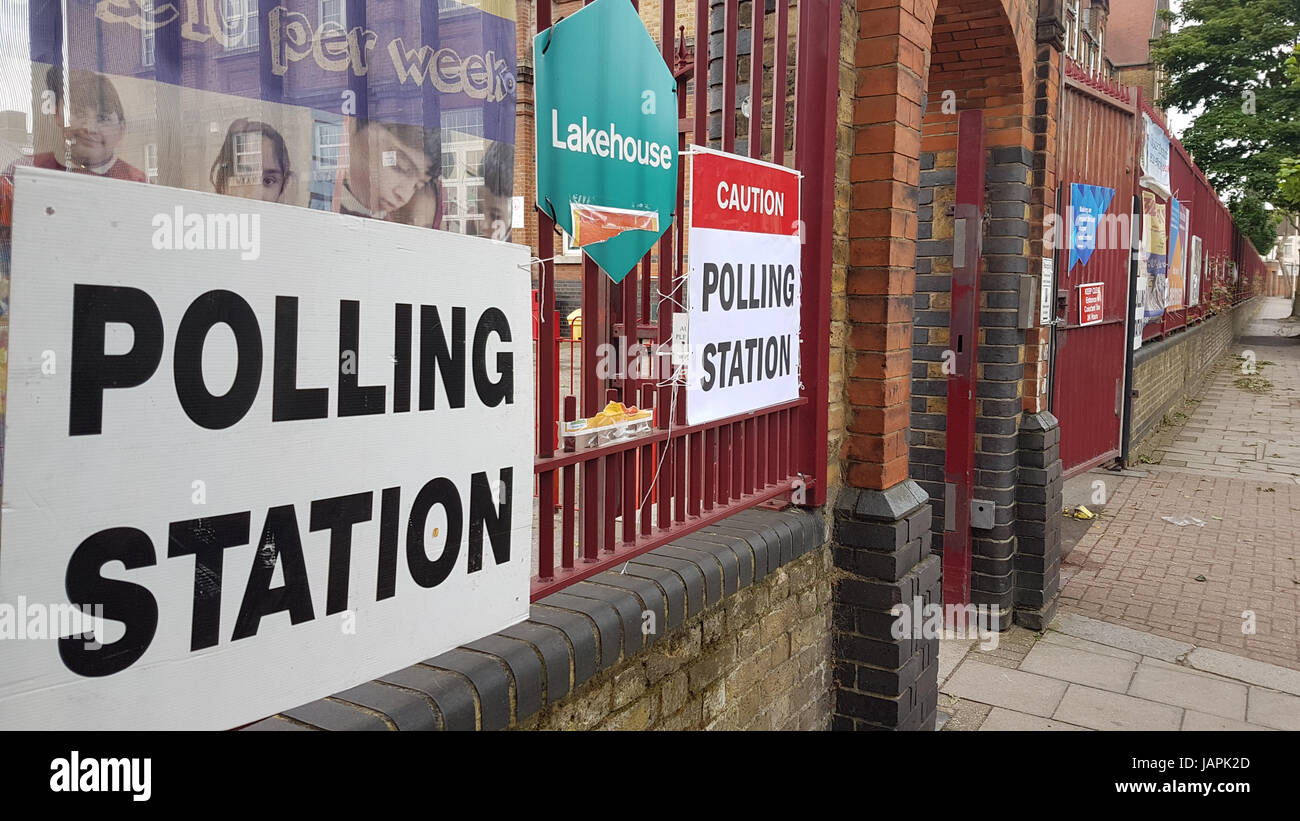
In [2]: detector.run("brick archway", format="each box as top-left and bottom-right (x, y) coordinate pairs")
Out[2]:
(831, 0), (1062, 731)
(846, 0), (1034, 492)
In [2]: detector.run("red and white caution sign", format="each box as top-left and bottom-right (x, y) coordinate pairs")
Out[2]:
(685, 147), (802, 426)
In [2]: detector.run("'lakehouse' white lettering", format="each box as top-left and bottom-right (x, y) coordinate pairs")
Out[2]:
(550, 110), (673, 170)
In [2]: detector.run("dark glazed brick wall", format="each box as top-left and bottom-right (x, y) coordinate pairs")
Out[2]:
(831, 481), (940, 731)
(969, 148), (1030, 618)
(1014, 411), (1061, 630)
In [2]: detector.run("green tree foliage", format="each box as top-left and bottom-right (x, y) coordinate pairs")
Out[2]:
(1281, 156), (1300, 208)
(1151, 0), (1300, 253)
(1278, 45), (1300, 210)
(1229, 194), (1280, 249)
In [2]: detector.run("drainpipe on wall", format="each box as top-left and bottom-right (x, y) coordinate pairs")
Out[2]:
(1119, 192), (1140, 467)
(1047, 45), (1067, 413)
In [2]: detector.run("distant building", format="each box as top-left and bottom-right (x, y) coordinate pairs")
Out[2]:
(1063, 0), (1115, 79)
(1106, 0), (1172, 107)
(1264, 215), (1299, 297)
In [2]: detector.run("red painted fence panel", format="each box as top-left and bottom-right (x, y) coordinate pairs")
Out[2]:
(1053, 66), (1268, 476)
(529, 0), (835, 599)
(1052, 63), (1136, 475)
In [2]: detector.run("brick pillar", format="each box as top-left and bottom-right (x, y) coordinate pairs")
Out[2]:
(1025, 37), (1063, 414)
(971, 146), (1032, 627)
(1014, 411), (1061, 629)
(835, 0), (934, 731)
(513, 1), (538, 252)
(831, 483), (940, 730)
(1013, 1), (1065, 631)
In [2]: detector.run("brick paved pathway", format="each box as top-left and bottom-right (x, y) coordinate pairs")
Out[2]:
(1055, 298), (1300, 671)
(1157, 298), (1300, 482)
(937, 298), (1300, 730)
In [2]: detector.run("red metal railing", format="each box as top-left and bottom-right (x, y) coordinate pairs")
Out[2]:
(530, 0), (834, 598)
(1131, 91), (1265, 345)
(1064, 57), (1131, 104)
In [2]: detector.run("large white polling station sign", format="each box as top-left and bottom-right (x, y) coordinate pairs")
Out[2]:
(0, 168), (533, 729)
(685, 147), (801, 426)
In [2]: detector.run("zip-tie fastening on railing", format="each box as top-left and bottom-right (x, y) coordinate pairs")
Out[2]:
(635, 380), (680, 517)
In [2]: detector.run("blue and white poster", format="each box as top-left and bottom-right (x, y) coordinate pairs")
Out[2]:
(1068, 183), (1116, 271)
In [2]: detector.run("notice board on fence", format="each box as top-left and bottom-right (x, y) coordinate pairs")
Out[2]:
(0, 169), (532, 729)
(1189, 235), (1203, 306)
(685, 147), (801, 426)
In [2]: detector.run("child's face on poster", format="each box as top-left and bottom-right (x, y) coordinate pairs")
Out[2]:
(479, 189), (511, 240)
(59, 103), (124, 168)
(348, 124), (433, 216)
(226, 135), (287, 203)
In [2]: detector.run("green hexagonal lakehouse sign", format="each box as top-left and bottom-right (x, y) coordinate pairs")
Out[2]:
(534, 0), (678, 283)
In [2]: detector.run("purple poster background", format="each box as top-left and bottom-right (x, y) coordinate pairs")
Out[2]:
(28, 0), (517, 143)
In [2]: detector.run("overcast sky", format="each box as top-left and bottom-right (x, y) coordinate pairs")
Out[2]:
(1162, 0), (1196, 139)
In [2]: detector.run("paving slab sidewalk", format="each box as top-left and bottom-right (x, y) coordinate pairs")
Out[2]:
(938, 614), (1300, 731)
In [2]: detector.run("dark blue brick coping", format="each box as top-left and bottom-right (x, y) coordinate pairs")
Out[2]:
(243, 507), (825, 731)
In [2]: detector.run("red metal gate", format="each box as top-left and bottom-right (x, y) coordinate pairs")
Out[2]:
(531, 0), (837, 597)
(1051, 63), (1136, 475)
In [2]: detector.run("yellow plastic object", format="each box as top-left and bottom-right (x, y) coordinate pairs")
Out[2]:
(1070, 506), (1096, 520)
(567, 308), (582, 341)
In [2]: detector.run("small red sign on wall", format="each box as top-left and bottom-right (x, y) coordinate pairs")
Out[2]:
(1079, 282), (1104, 326)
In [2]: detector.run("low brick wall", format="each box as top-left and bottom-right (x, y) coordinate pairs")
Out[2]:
(520, 543), (833, 730)
(1130, 299), (1261, 449)
(245, 507), (833, 731)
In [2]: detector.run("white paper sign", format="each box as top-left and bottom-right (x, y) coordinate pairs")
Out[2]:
(1189, 235), (1203, 306)
(0, 169), (533, 729)
(1040, 257), (1055, 325)
(684, 148), (801, 426)
(1140, 113), (1172, 199)
(671, 311), (690, 367)
(1133, 274), (1147, 349)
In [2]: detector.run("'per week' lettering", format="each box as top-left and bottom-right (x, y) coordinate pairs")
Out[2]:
(93, 1), (515, 101)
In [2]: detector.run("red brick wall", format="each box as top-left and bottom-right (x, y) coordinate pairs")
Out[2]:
(844, 0), (1045, 492)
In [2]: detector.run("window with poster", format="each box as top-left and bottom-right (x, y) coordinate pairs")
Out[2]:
(221, 0), (261, 53)
(141, 0), (157, 67)
(561, 228), (583, 259)
(0, 0), (520, 474)
(319, 0), (347, 29)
